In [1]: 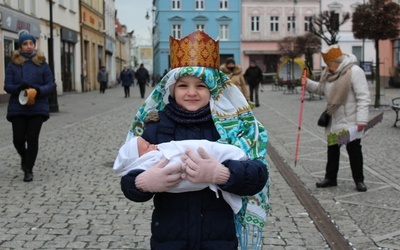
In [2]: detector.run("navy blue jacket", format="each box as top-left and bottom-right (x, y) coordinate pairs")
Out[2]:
(119, 69), (134, 87)
(4, 50), (55, 122)
(121, 111), (268, 250)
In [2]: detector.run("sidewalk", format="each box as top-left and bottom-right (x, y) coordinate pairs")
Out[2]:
(0, 83), (399, 249)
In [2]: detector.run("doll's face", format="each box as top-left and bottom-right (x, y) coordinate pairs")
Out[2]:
(21, 40), (35, 53)
(137, 137), (158, 156)
(174, 76), (211, 111)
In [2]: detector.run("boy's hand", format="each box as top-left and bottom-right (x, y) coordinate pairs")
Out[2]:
(135, 159), (182, 193)
(181, 147), (230, 185)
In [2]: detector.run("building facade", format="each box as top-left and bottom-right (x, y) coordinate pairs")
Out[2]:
(152, 0), (242, 78)
(241, 0), (320, 73)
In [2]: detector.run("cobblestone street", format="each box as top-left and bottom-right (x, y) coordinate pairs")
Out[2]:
(0, 83), (399, 249)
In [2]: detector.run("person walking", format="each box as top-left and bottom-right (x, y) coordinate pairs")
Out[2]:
(119, 65), (134, 98)
(119, 30), (269, 249)
(97, 65), (108, 94)
(135, 63), (150, 98)
(244, 61), (264, 107)
(220, 58), (250, 101)
(302, 44), (371, 192)
(4, 30), (55, 182)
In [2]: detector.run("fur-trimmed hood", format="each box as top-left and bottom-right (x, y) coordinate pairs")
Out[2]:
(11, 50), (46, 66)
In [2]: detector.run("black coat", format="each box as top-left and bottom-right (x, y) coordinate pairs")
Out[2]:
(121, 111), (268, 250)
(135, 67), (150, 84)
(244, 66), (263, 87)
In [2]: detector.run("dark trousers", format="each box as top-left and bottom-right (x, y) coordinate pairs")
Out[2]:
(325, 139), (364, 183)
(11, 116), (44, 172)
(249, 84), (260, 105)
(138, 82), (146, 98)
(124, 86), (130, 97)
(100, 82), (107, 93)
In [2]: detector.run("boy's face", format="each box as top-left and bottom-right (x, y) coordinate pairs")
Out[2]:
(137, 137), (158, 156)
(174, 76), (211, 111)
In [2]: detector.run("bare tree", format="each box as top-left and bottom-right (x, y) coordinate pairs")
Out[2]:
(295, 33), (321, 71)
(310, 11), (350, 46)
(353, 0), (400, 107)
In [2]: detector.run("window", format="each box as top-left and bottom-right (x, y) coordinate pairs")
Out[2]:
(18, 0), (25, 11)
(270, 16), (279, 32)
(251, 16), (260, 32)
(172, 0), (181, 10)
(287, 16), (295, 33)
(219, 24), (229, 40)
(304, 16), (312, 32)
(172, 24), (182, 39)
(195, 0), (204, 10)
(219, 0), (228, 10)
(196, 24), (205, 32)
(30, 0), (36, 15)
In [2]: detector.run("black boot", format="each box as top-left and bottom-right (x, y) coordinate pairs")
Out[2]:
(316, 179), (337, 188)
(23, 171), (33, 182)
(356, 182), (367, 192)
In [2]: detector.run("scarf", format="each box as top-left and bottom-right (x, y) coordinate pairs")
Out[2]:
(164, 96), (212, 124)
(319, 61), (355, 115)
(19, 50), (37, 59)
(127, 66), (270, 249)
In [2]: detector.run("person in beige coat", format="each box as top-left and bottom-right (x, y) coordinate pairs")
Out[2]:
(220, 58), (250, 101)
(302, 44), (371, 192)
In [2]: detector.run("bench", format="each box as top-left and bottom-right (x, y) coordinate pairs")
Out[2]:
(391, 97), (400, 127)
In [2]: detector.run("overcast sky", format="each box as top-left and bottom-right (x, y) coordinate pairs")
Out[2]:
(115, 0), (153, 45)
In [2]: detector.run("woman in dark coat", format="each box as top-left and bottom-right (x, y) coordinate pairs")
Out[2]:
(4, 30), (55, 182)
(119, 65), (134, 98)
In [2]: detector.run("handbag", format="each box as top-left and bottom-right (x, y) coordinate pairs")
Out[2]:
(317, 109), (330, 127)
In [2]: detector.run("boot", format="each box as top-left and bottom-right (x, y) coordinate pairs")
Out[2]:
(316, 179), (337, 188)
(23, 171), (33, 182)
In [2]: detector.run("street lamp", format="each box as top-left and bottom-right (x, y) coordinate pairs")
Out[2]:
(48, 0), (59, 112)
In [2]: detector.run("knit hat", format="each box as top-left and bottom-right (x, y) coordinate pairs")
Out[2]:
(321, 44), (343, 64)
(18, 30), (36, 47)
(225, 57), (236, 65)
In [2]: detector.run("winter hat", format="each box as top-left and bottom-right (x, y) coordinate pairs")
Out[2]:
(225, 57), (236, 65)
(321, 44), (343, 64)
(18, 30), (36, 47)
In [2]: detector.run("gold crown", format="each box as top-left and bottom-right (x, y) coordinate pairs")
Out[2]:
(170, 30), (220, 69)
(321, 44), (343, 64)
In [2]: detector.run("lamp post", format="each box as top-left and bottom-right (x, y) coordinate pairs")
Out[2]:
(145, 7), (155, 84)
(48, 0), (59, 112)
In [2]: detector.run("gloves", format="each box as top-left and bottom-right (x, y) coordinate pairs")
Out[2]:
(135, 158), (182, 193)
(17, 83), (29, 91)
(181, 147), (230, 185)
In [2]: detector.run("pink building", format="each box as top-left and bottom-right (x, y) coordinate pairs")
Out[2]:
(241, 0), (321, 75)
